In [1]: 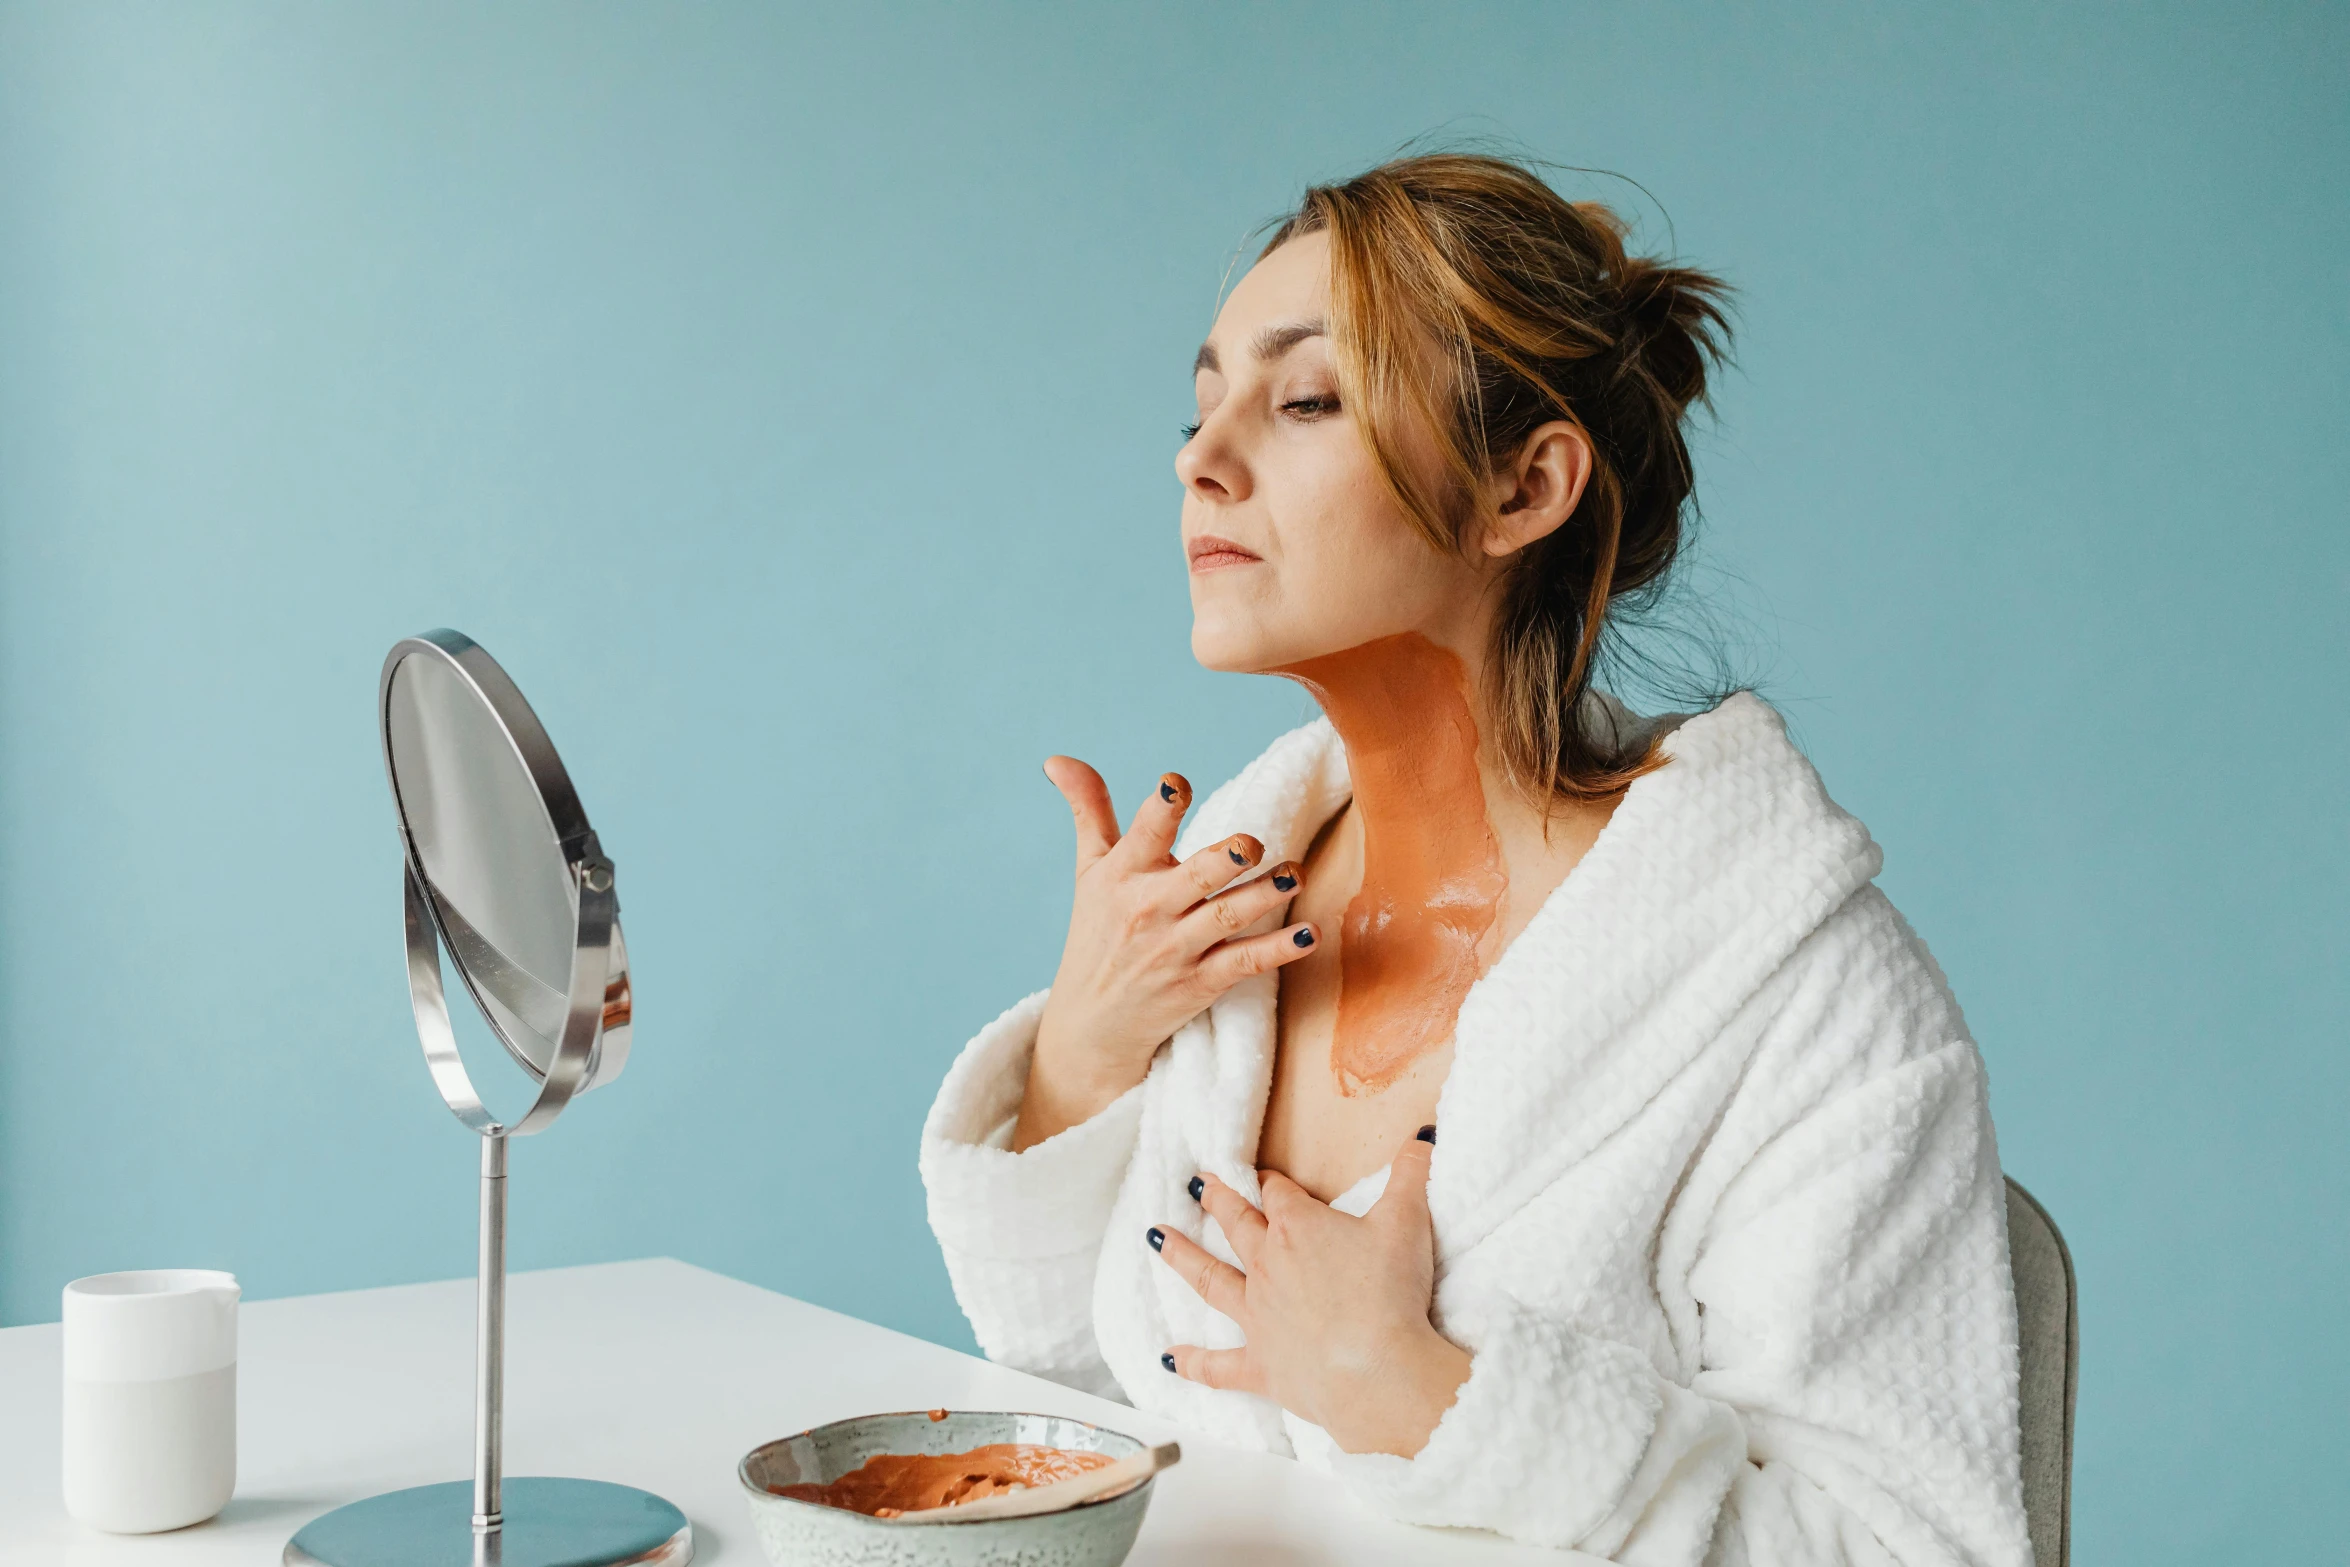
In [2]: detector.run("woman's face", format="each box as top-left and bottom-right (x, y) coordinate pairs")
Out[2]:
(1177, 233), (1489, 675)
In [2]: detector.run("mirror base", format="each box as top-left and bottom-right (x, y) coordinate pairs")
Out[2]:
(284, 1477), (691, 1566)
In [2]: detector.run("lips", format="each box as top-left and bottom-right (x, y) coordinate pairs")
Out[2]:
(1187, 535), (1261, 572)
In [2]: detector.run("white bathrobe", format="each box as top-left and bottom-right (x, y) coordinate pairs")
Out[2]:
(921, 694), (2032, 1566)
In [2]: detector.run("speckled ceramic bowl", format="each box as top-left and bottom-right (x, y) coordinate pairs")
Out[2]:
(738, 1410), (1155, 1567)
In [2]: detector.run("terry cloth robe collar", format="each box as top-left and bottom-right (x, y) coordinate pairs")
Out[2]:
(1157, 689), (1882, 1266)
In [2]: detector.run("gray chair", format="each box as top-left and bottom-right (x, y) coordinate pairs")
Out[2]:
(2004, 1178), (2078, 1567)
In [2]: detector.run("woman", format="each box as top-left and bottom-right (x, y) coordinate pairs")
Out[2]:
(921, 154), (2030, 1566)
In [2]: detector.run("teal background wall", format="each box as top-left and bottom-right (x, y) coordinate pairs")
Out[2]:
(1, 2), (2341, 1559)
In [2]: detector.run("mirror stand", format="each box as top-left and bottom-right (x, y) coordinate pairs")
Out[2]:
(283, 1125), (689, 1566)
(283, 633), (690, 1567)
(473, 1132), (507, 1535)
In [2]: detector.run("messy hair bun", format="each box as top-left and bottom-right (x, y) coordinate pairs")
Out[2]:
(1263, 153), (1735, 802)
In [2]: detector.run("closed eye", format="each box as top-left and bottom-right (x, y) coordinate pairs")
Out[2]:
(1281, 396), (1340, 420)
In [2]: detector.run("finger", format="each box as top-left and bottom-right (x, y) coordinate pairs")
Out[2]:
(1256, 1166), (1325, 1227)
(1043, 756), (1119, 870)
(1194, 1175), (1268, 1270)
(1163, 1344), (1264, 1395)
(1156, 833), (1264, 916)
(1193, 922), (1320, 993)
(1111, 771), (1191, 867)
(1372, 1131), (1436, 1234)
(1149, 1225), (1250, 1323)
(1175, 857), (1300, 946)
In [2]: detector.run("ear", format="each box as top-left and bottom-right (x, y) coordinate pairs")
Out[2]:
(1477, 420), (1593, 560)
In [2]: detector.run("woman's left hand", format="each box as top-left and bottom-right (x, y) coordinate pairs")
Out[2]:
(1151, 1131), (1473, 1457)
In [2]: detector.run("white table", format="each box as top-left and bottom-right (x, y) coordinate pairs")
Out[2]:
(0, 1258), (1587, 1564)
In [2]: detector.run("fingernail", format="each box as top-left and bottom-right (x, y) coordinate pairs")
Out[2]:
(1187, 1175), (1204, 1202)
(1146, 1226), (1166, 1252)
(1227, 843), (1246, 865)
(1272, 865), (1298, 892)
(1160, 1351), (1177, 1373)
(1416, 1124), (1437, 1144)
(1159, 774), (1186, 804)
(1292, 927), (1315, 948)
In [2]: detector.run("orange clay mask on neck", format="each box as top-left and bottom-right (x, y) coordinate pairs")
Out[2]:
(1278, 632), (1507, 1097)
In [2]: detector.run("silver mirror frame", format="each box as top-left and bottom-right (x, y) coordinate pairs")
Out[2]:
(380, 629), (631, 1138)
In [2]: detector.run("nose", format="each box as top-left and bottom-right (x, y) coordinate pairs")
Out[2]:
(1175, 413), (1249, 504)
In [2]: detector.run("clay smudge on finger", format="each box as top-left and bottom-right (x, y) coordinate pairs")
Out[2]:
(1277, 632), (1506, 1096)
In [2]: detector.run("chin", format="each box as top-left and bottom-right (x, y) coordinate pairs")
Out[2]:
(1188, 603), (1300, 673)
(1190, 614), (1348, 676)
(1189, 617), (1266, 673)
(1188, 569), (1268, 670)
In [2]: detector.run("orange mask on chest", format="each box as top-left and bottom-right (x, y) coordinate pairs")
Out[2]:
(1279, 632), (1508, 1096)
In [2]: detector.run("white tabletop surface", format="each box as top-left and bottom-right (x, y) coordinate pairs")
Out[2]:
(0, 1257), (1587, 1564)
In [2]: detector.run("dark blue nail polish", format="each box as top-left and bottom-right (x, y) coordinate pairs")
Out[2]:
(1187, 1175), (1204, 1202)
(1416, 1124), (1437, 1144)
(1273, 870), (1297, 892)
(1161, 1351), (1177, 1373)
(1228, 845), (1245, 865)
(1146, 1226), (1165, 1252)
(1293, 928), (1315, 948)
(1159, 780), (1179, 803)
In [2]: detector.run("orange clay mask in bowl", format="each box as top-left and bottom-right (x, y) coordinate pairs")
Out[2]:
(739, 1411), (1157, 1566)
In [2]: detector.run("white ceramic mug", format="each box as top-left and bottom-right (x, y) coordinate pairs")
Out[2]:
(61, 1269), (239, 1533)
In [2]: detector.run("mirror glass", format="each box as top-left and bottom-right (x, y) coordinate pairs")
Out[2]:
(385, 652), (580, 1081)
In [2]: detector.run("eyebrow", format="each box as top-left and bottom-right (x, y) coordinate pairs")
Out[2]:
(1193, 317), (1327, 376)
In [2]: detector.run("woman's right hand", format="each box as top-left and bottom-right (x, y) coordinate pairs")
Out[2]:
(1011, 756), (1316, 1151)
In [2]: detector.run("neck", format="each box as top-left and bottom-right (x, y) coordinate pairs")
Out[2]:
(1279, 631), (1495, 834)
(1276, 632), (1510, 1095)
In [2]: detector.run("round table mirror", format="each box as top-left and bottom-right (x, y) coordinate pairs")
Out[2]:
(284, 630), (690, 1567)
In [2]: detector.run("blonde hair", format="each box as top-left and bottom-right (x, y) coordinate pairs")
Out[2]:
(1264, 153), (1735, 802)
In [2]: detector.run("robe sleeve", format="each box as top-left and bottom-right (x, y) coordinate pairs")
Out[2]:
(1328, 1033), (2029, 1567)
(919, 989), (1143, 1402)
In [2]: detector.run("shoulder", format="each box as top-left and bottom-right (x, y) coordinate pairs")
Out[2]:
(1568, 691), (1887, 985)
(1610, 691), (1874, 871)
(1611, 692), (1981, 1105)
(1761, 884), (1979, 1082)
